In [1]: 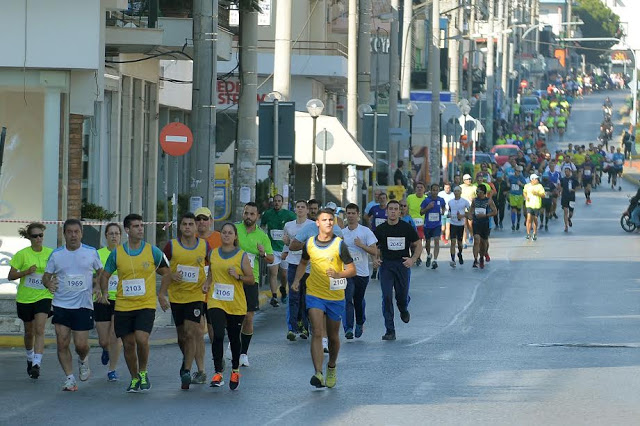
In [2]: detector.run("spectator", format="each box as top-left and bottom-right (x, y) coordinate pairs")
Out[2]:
(394, 160), (408, 189)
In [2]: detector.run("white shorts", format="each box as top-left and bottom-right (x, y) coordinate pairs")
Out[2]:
(271, 251), (288, 270)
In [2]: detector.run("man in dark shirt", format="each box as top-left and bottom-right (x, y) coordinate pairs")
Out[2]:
(560, 168), (580, 232)
(373, 200), (422, 341)
(394, 160), (408, 189)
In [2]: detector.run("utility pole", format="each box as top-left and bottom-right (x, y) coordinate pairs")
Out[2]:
(233, 3), (258, 218)
(389, 0), (400, 183)
(347, 0), (358, 137)
(429, 0), (441, 185)
(449, 6), (460, 101)
(400, 0), (413, 102)
(501, 0), (510, 108)
(486, 0), (495, 147)
(467, 0), (476, 99)
(191, 0), (218, 207)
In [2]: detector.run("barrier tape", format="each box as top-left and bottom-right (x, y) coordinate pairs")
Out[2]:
(0, 219), (175, 230)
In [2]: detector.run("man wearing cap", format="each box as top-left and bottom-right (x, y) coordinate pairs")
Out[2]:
(507, 166), (527, 231)
(260, 194), (296, 307)
(523, 174), (546, 240)
(460, 174), (477, 244)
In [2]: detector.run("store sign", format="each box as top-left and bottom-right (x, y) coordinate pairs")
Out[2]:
(611, 51), (631, 65)
(217, 78), (268, 108)
(370, 35), (390, 54)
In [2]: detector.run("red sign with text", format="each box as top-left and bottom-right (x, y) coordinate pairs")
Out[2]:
(217, 78), (267, 107)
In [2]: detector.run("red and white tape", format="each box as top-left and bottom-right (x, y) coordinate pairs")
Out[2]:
(0, 219), (175, 230)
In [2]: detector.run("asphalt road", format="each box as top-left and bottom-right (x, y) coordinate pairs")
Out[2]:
(2, 91), (640, 426)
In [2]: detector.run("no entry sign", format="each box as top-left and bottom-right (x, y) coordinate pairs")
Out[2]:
(160, 122), (193, 156)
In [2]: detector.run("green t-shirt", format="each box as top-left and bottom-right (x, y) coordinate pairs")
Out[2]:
(10, 246), (54, 304)
(236, 222), (274, 283)
(98, 247), (118, 301)
(260, 208), (296, 252)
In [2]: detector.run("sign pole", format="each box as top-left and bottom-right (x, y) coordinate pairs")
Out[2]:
(322, 128), (327, 205)
(173, 157), (179, 239)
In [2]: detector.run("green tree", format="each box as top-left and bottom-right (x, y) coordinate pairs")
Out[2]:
(574, 0), (623, 65)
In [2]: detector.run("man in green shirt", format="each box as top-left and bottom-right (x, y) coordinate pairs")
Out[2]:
(260, 194), (296, 307)
(237, 202), (274, 367)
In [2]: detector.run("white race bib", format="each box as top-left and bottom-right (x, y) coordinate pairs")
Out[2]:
(24, 273), (44, 290)
(568, 181), (572, 190)
(584, 169), (592, 176)
(270, 229), (284, 241)
(428, 213), (440, 222)
(568, 201), (575, 208)
(475, 208), (487, 216)
(511, 184), (520, 191)
(289, 249), (302, 256)
(177, 265), (199, 283)
(213, 283), (235, 301)
(108, 275), (119, 292)
(387, 237), (406, 251)
(615, 159), (623, 165)
(65, 275), (88, 292)
(413, 217), (424, 227)
(329, 277), (347, 291)
(247, 253), (256, 268)
(352, 252), (367, 265)
(375, 218), (386, 227)
(122, 278), (145, 297)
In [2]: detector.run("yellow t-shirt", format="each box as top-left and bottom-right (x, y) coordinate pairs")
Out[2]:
(10, 246), (54, 304)
(207, 247), (247, 315)
(461, 183), (477, 203)
(303, 236), (348, 302)
(572, 153), (585, 166)
(98, 247), (118, 301)
(114, 243), (158, 312)
(406, 193), (427, 220)
(167, 238), (208, 304)
(524, 183), (545, 209)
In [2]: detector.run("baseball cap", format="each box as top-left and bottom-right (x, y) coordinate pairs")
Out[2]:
(530, 173), (539, 180)
(325, 202), (338, 211)
(463, 174), (472, 180)
(194, 207), (212, 218)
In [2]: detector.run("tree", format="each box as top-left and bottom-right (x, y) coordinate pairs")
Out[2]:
(574, 0), (623, 65)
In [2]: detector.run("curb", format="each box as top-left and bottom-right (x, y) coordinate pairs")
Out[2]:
(0, 289), (275, 348)
(623, 173), (640, 187)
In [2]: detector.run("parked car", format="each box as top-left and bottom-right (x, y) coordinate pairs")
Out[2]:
(520, 96), (541, 114)
(472, 152), (498, 167)
(491, 144), (522, 166)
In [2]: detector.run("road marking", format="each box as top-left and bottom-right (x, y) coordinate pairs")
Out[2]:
(586, 315), (640, 320)
(526, 342), (640, 348)
(264, 399), (314, 425)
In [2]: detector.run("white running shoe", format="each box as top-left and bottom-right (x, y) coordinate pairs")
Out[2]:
(322, 337), (329, 354)
(62, 376), (78, 391)
(239, 354), (250, 367)
(78, 359), (91, 381)
(449, 260), (456, 268)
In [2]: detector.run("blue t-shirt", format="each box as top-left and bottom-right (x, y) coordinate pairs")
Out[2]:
(508, 175), (526, 195)
(401, 215), (417, 231)
(364, 201), (379, 215)
(368, 205), (388, 231)
(104, 242), (166, 275)
(548, 170), (561, 185)
(294, 221), (343, 243)
(613, 153), (625, 168)
(420, 196), (446, 229)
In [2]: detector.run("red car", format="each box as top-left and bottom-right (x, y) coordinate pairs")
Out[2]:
(491, 144), (522, 166)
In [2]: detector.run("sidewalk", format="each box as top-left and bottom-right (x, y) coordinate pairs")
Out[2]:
(623, 158), (640, 187)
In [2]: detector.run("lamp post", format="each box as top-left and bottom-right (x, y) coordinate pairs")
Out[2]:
(306, 98), (324, 199)
(267, 91), (284, 198)
(458, 99), (471, 182)
(406, 101), (418, 171)
(439, 103), (446, 185)
(358, 104), (376, 188)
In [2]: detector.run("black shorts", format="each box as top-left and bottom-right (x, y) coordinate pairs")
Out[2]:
(450, 224), (465, 240)
(52, 306), (94, 331)
(582, 177), (592, 186)
(527, 208), (540, 216)
(561, 198), (576, 211)
(16, 298), (52, 323)
(94, 299), (116, 322)
(473, 222), (491, 240)
(244, 283), (259, 312)
(170, 301), (204, 327)
(541, 199), (552, 210)
(114, 309), (155, 338)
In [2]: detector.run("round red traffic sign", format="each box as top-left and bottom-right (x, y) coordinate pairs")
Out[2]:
(520, 79), (529, 88)
(160, 122), (193, 156)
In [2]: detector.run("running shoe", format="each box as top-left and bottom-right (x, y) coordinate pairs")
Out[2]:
(63, 376), (78, 392)
(431, 260), (438, 270)
(450, 260), (456, 268)
(458, 253), (464, 265)
(345, 329), (354, 340)
(425, 254), (432, 268)
(27, 360), (32, 376)
(516, 223), (520, 230)
(354, 324), (364, 338)
(415, 258), (422, 267)
(210, 372), (224, 387)
(180, 369), (191, 390)
(126, 376), (140, 393)
(564, 227), (568, 233)
(322, 337), (329, 353)
(101, 349), (109, 366)
(139, 371), (151, 391)
(545, 224), (549, 231)
(279, 286), (288, 304)
(473, 260), (479, 268)
(525, 234), (531, 240)
(239, 354), (250, 367)
(532, 234), (537, 241)
(512, 225), (516, 231)
(270, 297), (280, 308)
(485, 253), (491, 262)
(229, 370), (240, 391)
(400, 310), (411, 323)
(568, 218), (573, 227)
(287, 331), (297, 341)
(479, 256), (485, 269)
(79, 359), (91, 381)
(381, 331), (396, 341)
(29, 364), (40, 379)
(299, 327), (309, 339)
(325, 366), (337, 388)
(310, 372), (325, 388)
(107, 370), (118, 382)
(192, 371), (207, 384)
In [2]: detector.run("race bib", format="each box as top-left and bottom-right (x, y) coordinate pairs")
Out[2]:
(568, 201), (575, 208)
(413, 217), (424, 227)
(387, 237), (405, 251)
(352, 251), (367, 266)
(375, 218), (386, 227)
(428, 213), (440, 222)
(122, 279), (145, 297)
(584, 169), (592, 176)
(108, 275), (119, 292)
(65, 275), (88, 292)
(615, 159), (623, 165)
(270, 229), (284, 241)
(177, 265), (199, 283)
(511, 184), (520, 191)
(289, 249), (302, 256)
(247, 253), (256, 268)
(475, 208), (486, 216)
(24, 273), (44, 290)
(329, 277), (347, 291)
(213, 283), (235, 301)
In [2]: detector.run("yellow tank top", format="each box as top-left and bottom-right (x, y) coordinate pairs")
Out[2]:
(207, 248), (247, 315)
(98, 247), (118, 301)
(168, 238), (207, 304)
(305, 237), (346, 301)
(115, 243), (157, 312)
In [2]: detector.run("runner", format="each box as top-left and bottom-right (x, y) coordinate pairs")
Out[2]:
(508, 166), (527, 231)
(260, 194), (296, 307)
(373, 200), (422, 340)
(438, 183), (455, 243)
(100, 214), (171, 393)
(282, 200), (313, 341)
(448, 187), (470, 267)
(204, 222), (255, 390)
(460, 174), (477, 245)
(400, 201), (417, 230)
(341, 203), (378, 339)
(406, 182), (427, 265)
(491, 172), (509, 230)
(95, 223), (122, 381)
(560, 168), (580, 232)
(468, 186), (497, 269)
(292, 208), (356, 388)
(612, 147), (625, 191)
(367, 192), (389, 232)
(582, 155), (595, 204)
(43, 219), (103, 391)
(236, 202), (274, 367)
(9, 223), (53, 379)
(158, 213), (210, 390)
(539, 174), (556, 231)
(363, 189), (382, 227)
(420, 183), (446, 269)
(523, 174), (546, 241)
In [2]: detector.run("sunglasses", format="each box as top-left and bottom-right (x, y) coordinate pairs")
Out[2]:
(400, 204), (407, 207)
(195, 216), (210, 221)
(30, 233), (44, 239)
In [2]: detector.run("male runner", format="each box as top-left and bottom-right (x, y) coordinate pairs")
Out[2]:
(560, 168), (580, 232)
(438, 183), (455, 243)
(420, 183), (446, 269)
(292, 209), (356, 388)
(539, 174), (557, 231)
(406, 182), (427, 265)
(492, 172), (509, 229)
(43, 219), (103, 391)
(374, 201), (422, 340)
(448, 187), (470, 267)
(523, 174), (546, 241)
(508, 166), (527, 231)
(468, 186), (497, 269)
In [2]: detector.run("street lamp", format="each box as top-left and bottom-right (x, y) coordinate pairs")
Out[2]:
(457, 99), (472, 182)
(358, 104), (377, 188)
(306, 98), (324, 199)
(266, 91), (284, 199)
(406, 102), (418, 172)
